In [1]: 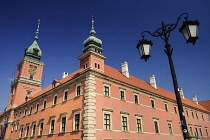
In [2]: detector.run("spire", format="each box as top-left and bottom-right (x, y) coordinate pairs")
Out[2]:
(24, 19), (42, 61)
(34, 19), (40, 41)
(83, 16), (102, 54)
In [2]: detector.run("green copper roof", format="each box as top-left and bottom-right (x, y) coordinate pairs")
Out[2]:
(83, 18), (103, 54)
(24, 19), (42, 61)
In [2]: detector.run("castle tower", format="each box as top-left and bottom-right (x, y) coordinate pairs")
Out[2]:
(6, 20), (44, 110)
(77, 17), (106, 73)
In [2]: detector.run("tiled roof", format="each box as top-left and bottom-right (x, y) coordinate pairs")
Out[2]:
(104, 64), (209, 112)
(17, 64), (208, 113)
(198, 100), (210, 111)
(31, 69), (81, 99)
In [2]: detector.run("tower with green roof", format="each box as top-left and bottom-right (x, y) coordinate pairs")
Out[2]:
(6, 20), (44, 110)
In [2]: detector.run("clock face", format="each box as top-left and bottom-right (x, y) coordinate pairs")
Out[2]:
(29, 65), (37, 74)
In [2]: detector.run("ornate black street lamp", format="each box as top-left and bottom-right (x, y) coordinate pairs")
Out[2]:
(136, 13), (199, 140)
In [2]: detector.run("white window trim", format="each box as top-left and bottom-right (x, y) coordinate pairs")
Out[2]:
(19, 125), (24, 138)
(39, 119), (44, 136)
(174, 105), (177, 114)
(150, 98), (156, 108)
(167, 121), (173, 135)
(73, 109), (81, 130)
(153, 118), (160, 134)
(43, 99), (47, 109)
(36, 103), (39, 112)
(25, 123), (30, 137)
(134, 93), (139, 104)
(75, 83), (81, 96)
(201, 113), (204, 121)
(164, 103), (169, 112)
(63, 89), (68, 101)
(31, 122), (36, 136)
(53, 94), (58, 105)
(29, 106), (33, 114)
(24, 108), (27, 116)
(103, 82), (111, 97)
(119, 87), (126, 101)
(49, 116), (56, 134)
(135, 115), (143, 132)
(15, 121), (19, 131)
(60, 112), (67, 132)
(199, 126), (203, 137)
(185, 108), (189, 117)
(205, 127), (209, 137)
(121, 112), (129, 132)
(103, 109), (113, 130)
(191, 110), (195, 118)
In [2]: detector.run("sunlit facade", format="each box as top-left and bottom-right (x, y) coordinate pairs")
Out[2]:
(0, 20), (210, 140)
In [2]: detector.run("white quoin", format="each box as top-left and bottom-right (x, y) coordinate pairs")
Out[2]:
(192, 95), (198, 105)
(150, 75), (157, 89)
(62, 72), (68, 79)
(178, 88), (185, 99)
(121, 61), (129, 78)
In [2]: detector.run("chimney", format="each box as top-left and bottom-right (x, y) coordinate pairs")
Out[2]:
(62, 72), (68, 79)
(178, 88), (185, 99)
(122, 61), (129, 78)
(192, 95), (198, 105)
(150, 75), (157, 89)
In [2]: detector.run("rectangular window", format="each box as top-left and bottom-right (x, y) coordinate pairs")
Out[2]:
(53, 95), (57, 105)
(168, 122), (173, 134)
(196, 112), (199, 119)
(134, 94), (139, 104)
(120, 91), (125, 100)
(154, 120), (159, 133)
(63, 90), (68, 101)
(122, 116), (128, 131)
(199, 127), (203, 136)
(164, 103), (168, 111)
(19, 126), (24, 138)
(186, 109), (189, 117)
(76, 86), (81, 96)
(31, 123), (36, 136)
(74, 113), (80, 130)
(39, 120), (44, 136)
(195, 126), (199, 136)
(192, 111), (195, 118)
(205, 128), (209, 137)
(16, 121), (19, 130)
(136, 116), (142, 132)
(201, 113), (204, 121)
(151, 99), (155, 108)
(104, 114), (111, 130)
(61, 116), (66, 132)
(174, 106), (177, 114)
(43, 100), (46, 109)
(104, 86), (110, 96)
(189, 125), (193, 136)
(24, 108), (27, 116)
(50, 118), (55, 134)
(29, 106), (33, 114)
(36, 103), (39, 112)
(25, 125), (30, 137)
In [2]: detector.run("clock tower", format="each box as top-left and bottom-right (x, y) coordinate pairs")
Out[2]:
(6, 20), (44, 110)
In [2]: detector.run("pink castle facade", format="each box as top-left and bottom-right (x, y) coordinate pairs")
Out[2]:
(0, 20), (210, 140)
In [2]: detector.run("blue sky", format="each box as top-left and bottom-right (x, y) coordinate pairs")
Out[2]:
(0, 0), (210, 112)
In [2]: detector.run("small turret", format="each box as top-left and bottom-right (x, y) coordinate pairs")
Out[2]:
(83, 16), (103, 54)
(24, 19), (42, 61)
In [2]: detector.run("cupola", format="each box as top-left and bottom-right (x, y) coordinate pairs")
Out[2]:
(83, 17), (103, 54)
(24, 19), (42, 61)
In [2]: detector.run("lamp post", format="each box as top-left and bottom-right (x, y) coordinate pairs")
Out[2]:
(136, 13), (199, 140)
